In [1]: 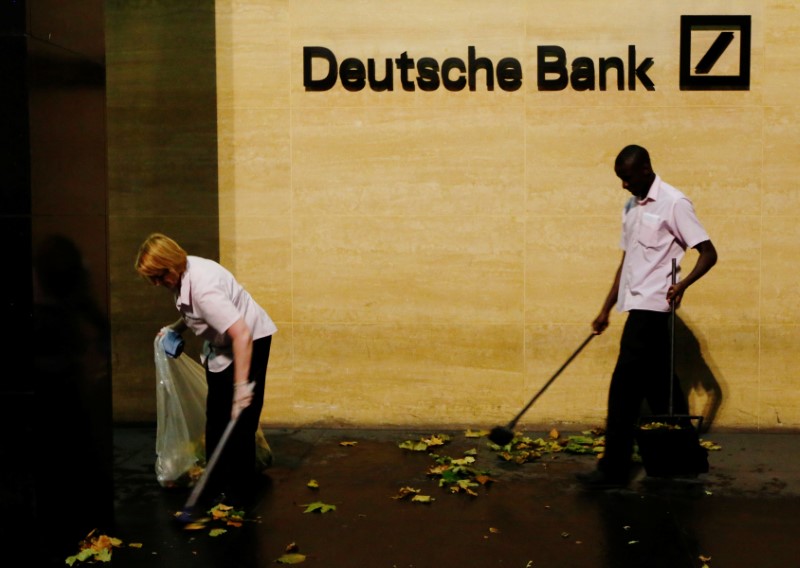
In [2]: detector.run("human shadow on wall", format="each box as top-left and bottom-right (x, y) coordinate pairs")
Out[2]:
(32, 234), (112, 561)
(673, 314), (722, 434)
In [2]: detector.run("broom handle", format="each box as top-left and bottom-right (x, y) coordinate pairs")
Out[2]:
(669, 258), (676, 416)
(507, 332), (595, 428)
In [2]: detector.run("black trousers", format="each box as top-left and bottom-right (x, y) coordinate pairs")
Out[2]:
(599, 310), (688, 475)
(204, 335), (272, 498)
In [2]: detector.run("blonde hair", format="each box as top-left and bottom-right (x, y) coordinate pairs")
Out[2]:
(135, 233), (187, 281)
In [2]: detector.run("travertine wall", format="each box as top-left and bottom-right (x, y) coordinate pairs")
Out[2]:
(108, 0), (798, 430)
(212, 0), (800, 431)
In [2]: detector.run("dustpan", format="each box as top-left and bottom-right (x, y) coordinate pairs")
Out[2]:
(636, 259), (709, 478)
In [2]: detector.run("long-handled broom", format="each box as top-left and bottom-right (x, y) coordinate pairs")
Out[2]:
(176, 382), (254, 523)
(489, 333), (595, 446)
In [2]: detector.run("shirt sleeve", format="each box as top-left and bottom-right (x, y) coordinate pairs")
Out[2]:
(672, 198), (710, 250)
(194, 285), (241, 336)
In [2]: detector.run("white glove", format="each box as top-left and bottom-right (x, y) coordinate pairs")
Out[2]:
(232, 382), (255, 419)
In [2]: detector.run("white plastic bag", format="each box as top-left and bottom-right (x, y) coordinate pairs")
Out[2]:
(154, 335), (207, 487)
(154, 335), (273, 487)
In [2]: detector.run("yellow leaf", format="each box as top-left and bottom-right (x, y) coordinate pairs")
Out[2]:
(339, 441), (358, 446)
(183, 523), (206, 531)
(489, 527), (501, 533)
(128, 543), (143, 548)
(209, 528), (227, 537)
(549, 428), (560, 439)
(307, 479), (320, 489)
(392, 487), (421, 500)
(276, 552), (307, 564)
(465, 428), (490, 438)
(411, 494), (434, 503)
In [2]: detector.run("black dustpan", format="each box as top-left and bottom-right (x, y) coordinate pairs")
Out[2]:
(636, 259), (709, 478)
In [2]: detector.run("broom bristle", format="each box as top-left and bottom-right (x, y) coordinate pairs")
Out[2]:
(488, 426), (515, 446)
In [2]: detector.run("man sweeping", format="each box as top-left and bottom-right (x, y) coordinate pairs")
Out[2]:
(576, 144), (717, 489)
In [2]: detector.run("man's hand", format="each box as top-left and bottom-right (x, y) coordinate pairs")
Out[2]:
(232, 382), (255, 419)
(666, 281), (687, 308)
(592, 310), (611, 335)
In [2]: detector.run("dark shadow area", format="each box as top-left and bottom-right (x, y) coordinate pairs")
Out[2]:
(582, 489), (704, 568)
(32, 234), (112, 565)
(674, 315), (723, 433)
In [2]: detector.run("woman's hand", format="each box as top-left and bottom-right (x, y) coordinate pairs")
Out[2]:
(232, 382), (255, 419)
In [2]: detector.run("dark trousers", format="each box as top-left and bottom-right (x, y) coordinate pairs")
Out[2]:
(204, 335), (272, 498)
(599, 310), (688, 475)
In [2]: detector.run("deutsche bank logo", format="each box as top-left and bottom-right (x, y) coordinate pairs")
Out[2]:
(680, 15), (751, 90)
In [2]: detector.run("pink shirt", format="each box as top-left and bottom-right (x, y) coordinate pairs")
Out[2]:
(617, 175), (710, 313)
(175, 256), (277, 372)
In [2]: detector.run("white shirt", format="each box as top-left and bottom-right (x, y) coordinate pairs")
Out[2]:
(617, 175), (710, 313)
(175, 256), (277, 372)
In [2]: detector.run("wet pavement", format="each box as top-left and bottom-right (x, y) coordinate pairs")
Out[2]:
(82, 427), (800, 567)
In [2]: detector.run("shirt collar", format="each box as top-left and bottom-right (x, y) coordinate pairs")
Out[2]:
(638, 174), (662, 204)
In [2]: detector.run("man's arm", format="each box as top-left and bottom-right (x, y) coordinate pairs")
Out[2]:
(592, 252), (625, 335)
(667, 239), (718, 305)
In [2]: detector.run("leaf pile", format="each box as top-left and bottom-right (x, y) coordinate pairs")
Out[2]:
(178, 502), (247, 532)
(427, 453), (495, 496)
(398, 433), (451, 452)
(65, 529), (123, 566)
(488, 430), (606, 464)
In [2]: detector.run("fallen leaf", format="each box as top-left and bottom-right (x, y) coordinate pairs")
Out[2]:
(489, 527), (501, 533)
(392, 487), (421, 500)
(209, 528), (227, 537)
(276, 552), (307, 564)
(302, 501), (337, 514)
(128, 543), (143, 549)
(183, 523), (206, 531)
(411, 494), (435, 503)
(549, 428), (560, 439)
(339, 441), (358, 447)
(465, 428), (490, 438)
(307, 479), (319, 489)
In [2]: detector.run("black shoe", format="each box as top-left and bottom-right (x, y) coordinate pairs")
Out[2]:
(575, 469), (628, 490)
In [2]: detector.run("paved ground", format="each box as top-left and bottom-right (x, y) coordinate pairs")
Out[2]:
(73, 427), (800, 567)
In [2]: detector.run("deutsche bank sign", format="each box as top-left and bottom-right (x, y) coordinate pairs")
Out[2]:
(303, 15), (751, 93)
(680, 15), (751, 90)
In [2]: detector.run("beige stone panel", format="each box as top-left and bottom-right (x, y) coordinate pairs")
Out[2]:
(761, 216), (800, 324)
(759, 324), (800, 428)
(289, 323), (524, 427)
(526, 106), (762, 218)
(525, 0), (762, 106)
(292, 105), (525, 216)
(219, 215), (293, 324)
(290, 0), (525, 108)
(764, 1), (800, 106)
(293, 215), (524, 325)
(217, 107), (291, 219)
(519, 324), (620, 428)
(261, 324), (295, 425)
(763, 106), (800, 214)
(676, 215), (760, 326)
(525, 215), (622, 325)
(216, 0), (290, 109)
